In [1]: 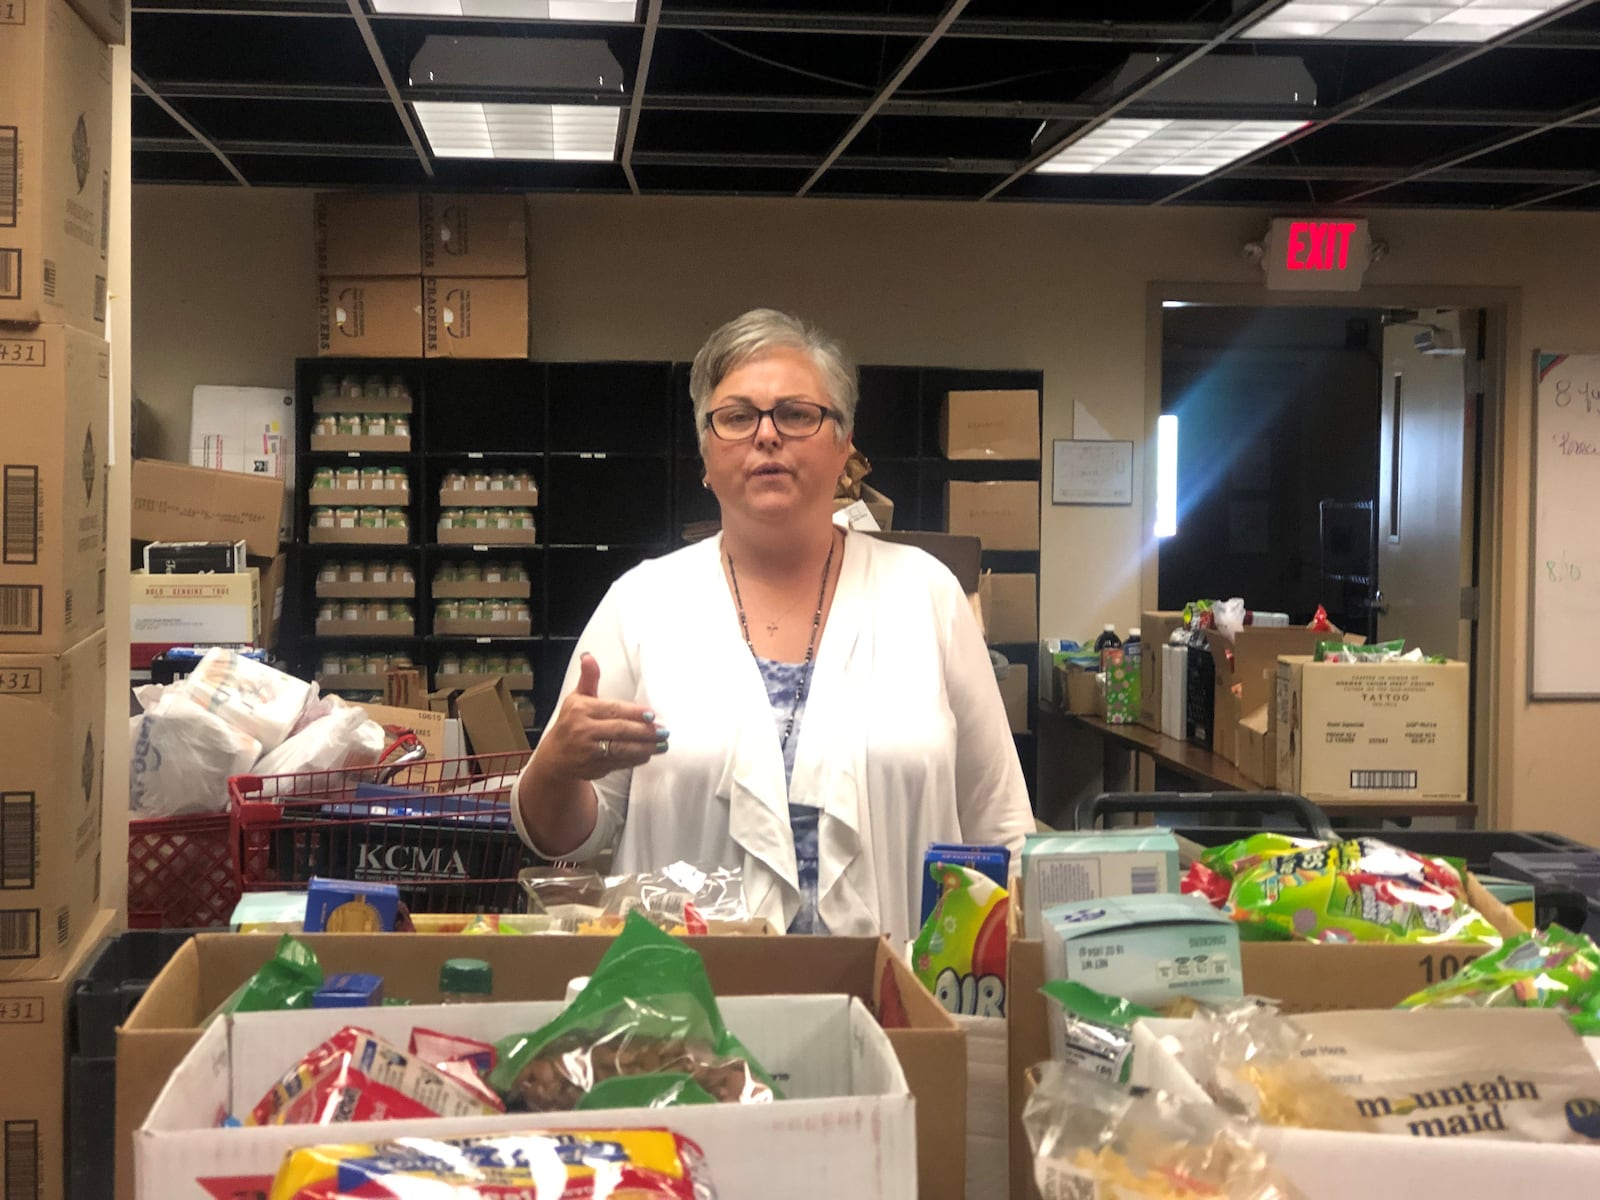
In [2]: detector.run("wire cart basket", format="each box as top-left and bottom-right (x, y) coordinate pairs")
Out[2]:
(229, 750), (537, 915)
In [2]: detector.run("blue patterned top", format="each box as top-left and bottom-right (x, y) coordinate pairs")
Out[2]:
(753, 655), (825, 935)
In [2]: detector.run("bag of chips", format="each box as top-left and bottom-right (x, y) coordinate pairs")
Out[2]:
(268, 1129), (718, 1199)
(1025, 1060), (1307, 1200)
(489, 912), (780, 1112)
(1399, 924), (1600, 1034)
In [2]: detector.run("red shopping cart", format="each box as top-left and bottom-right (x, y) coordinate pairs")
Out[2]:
(228, 750), (538, 915)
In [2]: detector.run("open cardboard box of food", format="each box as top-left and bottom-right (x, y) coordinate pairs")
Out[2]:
(137, 996), (914, 1200)
(1005, 870), (1526, 1200)
(117, 932), (965, 1200)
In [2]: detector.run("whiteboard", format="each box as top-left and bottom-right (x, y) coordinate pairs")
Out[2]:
(1531, 352), (1600, 697)
(1052, 439), (1133, 505)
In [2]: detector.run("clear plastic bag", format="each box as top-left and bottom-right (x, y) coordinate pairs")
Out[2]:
(520, 861), (747, 935)
(1024, 1061), (1306, 1200)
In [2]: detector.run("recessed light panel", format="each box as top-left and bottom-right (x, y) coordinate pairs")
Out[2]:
(1243, 0), (1567, 42)
(413, 101), (621, 160)
(373, 0), (638, 20)
(1035, 119), (1307, 175)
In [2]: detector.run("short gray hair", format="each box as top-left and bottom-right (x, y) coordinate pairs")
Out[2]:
(689, 309), (857, 445)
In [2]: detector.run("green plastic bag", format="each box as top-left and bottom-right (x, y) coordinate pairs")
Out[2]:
(1399, 925), (1600, 1035)
(577, 1073), (719, 1110)
(489, 911), (781, 1111)
(1225, 840), (1500, 945)
(207, 934), (323, 1022)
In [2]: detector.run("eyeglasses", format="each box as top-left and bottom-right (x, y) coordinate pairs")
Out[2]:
(705, 399), (837, 441)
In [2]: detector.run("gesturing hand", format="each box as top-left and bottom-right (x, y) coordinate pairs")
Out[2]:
(539, 653), (667, 781)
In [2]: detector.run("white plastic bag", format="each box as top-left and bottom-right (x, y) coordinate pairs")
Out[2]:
(252, 700), (386, 777)
(177, 648), (312, 752)
(128, 691), (262, 817)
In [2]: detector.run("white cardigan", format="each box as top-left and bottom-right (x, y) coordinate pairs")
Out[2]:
(513, 530), (1034, 947)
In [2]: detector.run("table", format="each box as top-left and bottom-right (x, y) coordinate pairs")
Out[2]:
(1044, 705), (1478, 824)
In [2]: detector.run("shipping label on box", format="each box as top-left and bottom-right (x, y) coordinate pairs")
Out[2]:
(317, 276), (423, 358)
(979, 572), (1037, 645)
(421, 194), (528, 277)
(0, 907), (114, 1200)
(1279, 656), (1469, 804)
(0, 630), (106, 981)
(0, 326), (109, 654)
(314, 192), (421, 276)
(946, 480), (1039, 551)
(424, 276), (529, 359)
(941, 390), (1041, 460)
(130, 568), (260, 667)
(131, 459), (285, 558)
(0, 0), (112, 331)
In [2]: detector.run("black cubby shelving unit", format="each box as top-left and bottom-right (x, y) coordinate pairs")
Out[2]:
(291, 358), (1042, 803)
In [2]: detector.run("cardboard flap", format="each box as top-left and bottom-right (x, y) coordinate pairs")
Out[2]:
(456, 676), (531, 755)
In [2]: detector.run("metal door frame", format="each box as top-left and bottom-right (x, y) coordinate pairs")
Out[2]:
(1144, 282), (1514, 828)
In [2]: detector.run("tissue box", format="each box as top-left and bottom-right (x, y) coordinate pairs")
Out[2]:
(1020, 830), (1179, 937)
(1039, 894), (1242, 1008)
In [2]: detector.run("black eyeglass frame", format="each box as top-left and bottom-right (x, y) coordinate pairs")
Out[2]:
(702, 399), (840, 442)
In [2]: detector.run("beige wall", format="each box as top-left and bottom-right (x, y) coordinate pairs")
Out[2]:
(132, 185), (1600, 840)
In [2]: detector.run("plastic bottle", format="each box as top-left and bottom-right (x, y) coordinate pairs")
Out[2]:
(439, 957), (493, 1004)
(1093, 624), (1122, 669)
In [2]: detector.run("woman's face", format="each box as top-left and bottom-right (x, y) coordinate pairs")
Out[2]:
(701, 346), (852, 526)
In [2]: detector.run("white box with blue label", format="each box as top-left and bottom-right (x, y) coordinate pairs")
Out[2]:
(1039, 894), (1243, 1012)
(1020, 829), (1179, 937)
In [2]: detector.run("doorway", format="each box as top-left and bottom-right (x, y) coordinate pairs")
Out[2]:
(1155, 301), (1486, 807)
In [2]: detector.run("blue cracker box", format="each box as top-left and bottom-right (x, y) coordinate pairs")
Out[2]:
(303, 877), (402, 933)
(920, 843), (1010, 927)
(313, 972), (385, 1008)
(1039, 893), (1242, 1010)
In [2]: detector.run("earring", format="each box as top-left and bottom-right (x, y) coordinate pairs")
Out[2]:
(702, 478), (710, 490)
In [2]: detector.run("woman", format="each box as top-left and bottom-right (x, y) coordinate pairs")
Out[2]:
(514, 308), (1033, 945)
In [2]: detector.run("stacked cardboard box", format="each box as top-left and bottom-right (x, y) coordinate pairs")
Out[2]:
(315, 192), (529, 358)
(0, 5), (119, 1194)
(128, 459), (288, 663)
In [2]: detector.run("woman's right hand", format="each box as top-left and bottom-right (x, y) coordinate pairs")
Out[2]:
(536, 652), (667, 781)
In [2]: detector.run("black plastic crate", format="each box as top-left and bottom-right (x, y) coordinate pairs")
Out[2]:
(66, 1056), (114, 1200)
(1491, 850), (1600, 936)
(70, 928), (200, 1059)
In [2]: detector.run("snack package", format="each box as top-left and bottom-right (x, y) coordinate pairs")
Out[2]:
(1179, 861), (1232, 908)
(210, 934), (324, 1021)
(409, 1027), (504, 1112)
(1399, 925), (1600, 1034)
(911, 863), (1009, 1018)
(1314, 638), (1406, 663)
(489, 912), (780, 1111)
(268, 1129), (718, 1200)
(1307, 605), (1335, 633)
(1041, 980), (1156, 1083)
(1198, 833), (1325, 882)
(248, 1026), (503, 1126)
(520, 862), (747, 935)
(1024, 1061), (1306, 1200)
(1223, 838), (1498, 944)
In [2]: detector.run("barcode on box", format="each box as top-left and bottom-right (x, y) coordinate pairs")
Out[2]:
(93, 276), (106, 323)
(0, 251), (16, 301)
(40, 261), (54, 300)
(0, 127), (15, 227)
(0, 795), (35, 889)
(1129, 866), (1160, 894)
(4, 1120), (40, 1200)
(96, 566), (105, 615)
(53, 907), (67, 948)
(1350, 769), (1418, 791)
(0, 588), (40, 635)
(0, 910), (38, 960)
(2, 468), (39, 564)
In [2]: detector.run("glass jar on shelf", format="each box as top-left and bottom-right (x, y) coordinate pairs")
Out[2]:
(436, 600), (460, 622)
(320, 652), (345, 677)
(316, 374), (339, 400)
(313, 415), (338, 438)
(397, 561), (415, 584)
(511, 470), (535, 495)
(458, 561), (482, 583)
(336, 413), (362, 437)
(368, 561), (390, 584)
(439, 652), (462, 676)
(368, 601), (391, 623)
(345, 561), (366, 583)
(311, 467), (335, 491)
(341, 601), (365, 622)
(318, 602), (339, 624)
(438, 508), (461, 531)
(483, 561), (504, 583)
(509, 654), (533, 676)
(360, 466), (384, 490)
(463, 653), (486, 676)
(469, 472), (491, 492)
(385, 467), (408, 491)
(335, 466), (360, 490)
(486, 507), (510, 530)
(334, 507), (359, 529)
(390, 652), (413, 669)
(485, 653), (510, 676)
(507, 561), (528, 582)
(442, 470), (466, 493)
(488, 471), (509, 492)
(487, 601), (509, 623)
(511, 601), (531, 625)
(363, 374), (386, 401)
(357, 507), (383, 528)
(364, 413), (388, 438)
(435, 562), (459, 585)
(365, 651), (390, 674)
(384, 508), (408, 529)
(389, 414), (411, 439)
(312, 508), (336, 530)
(458, 599), (486, 623)
(316, 562), (340, 585)
(387, 376), (410, 404)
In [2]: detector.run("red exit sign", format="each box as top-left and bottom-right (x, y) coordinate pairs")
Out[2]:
(1264, 217), (1371, 291)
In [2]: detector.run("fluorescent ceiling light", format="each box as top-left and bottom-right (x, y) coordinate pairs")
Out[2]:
(372, 0), (638, 20)
(413, 101), (621, 160)
(1035, 119), (1306, 176)
(1242, 0), (1568, 43)
(1155, 415), (1179, 539)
